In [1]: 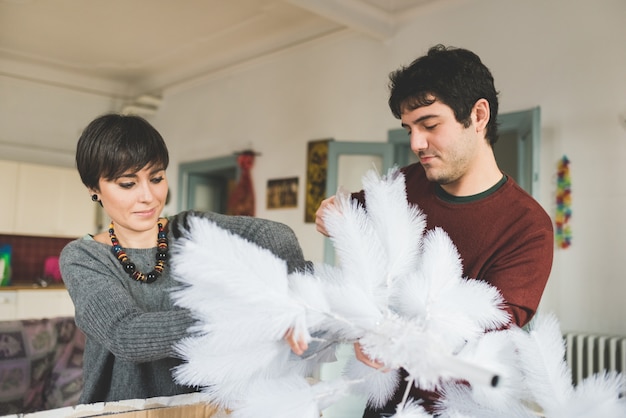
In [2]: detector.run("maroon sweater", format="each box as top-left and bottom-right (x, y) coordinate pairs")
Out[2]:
(358, 162), (554, 416)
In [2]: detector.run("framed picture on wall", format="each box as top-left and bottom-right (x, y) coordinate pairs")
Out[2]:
(304, 138), (333, 222)
(267, 177), (299, 209)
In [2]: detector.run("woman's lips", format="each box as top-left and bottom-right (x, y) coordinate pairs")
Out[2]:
(134, 208), (157, 217)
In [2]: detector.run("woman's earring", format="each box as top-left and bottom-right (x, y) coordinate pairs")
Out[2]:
(91, 194), (99, 202)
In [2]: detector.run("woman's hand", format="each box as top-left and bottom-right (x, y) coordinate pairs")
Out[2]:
(284, 328), (308, 356)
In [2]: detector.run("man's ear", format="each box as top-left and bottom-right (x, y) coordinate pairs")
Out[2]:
(472, 98), (490, 133)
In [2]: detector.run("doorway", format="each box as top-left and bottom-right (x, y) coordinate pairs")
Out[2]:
(177, 156), (238, 213)
(493, 107), (540, 197)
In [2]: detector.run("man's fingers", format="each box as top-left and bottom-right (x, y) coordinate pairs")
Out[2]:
(315, 196), (336, 236)
(284, 328), (307, 355)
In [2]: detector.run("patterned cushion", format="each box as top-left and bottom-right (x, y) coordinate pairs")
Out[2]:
(0, 317), (84, 414)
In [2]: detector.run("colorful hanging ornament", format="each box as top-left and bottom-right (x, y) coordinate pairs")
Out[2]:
(227, 150), (258, 216)
(555, 155), (572, 249)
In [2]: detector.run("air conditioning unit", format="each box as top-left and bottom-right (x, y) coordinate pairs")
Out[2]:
(121, 94), (162, 116)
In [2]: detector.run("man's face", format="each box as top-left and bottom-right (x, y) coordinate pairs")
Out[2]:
(401, 99), (479, 186)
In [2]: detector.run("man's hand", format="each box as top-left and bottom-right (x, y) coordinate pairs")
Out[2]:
(354, 341), (387, 370)
(315, 196), (336, 237)
(284, 328), (308, 356)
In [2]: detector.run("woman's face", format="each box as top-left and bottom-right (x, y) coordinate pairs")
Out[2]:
(95, 164), (168, 238)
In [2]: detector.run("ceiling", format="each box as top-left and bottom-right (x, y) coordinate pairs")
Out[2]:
(0, 0), (437, 99)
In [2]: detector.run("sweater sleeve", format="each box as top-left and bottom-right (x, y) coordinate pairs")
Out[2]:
(169, 210), (312, 274)
(481, 214), (554, 327)
(60, 240), (196, 363)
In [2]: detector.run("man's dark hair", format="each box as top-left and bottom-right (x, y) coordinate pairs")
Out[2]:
(388, 44), (500, 145)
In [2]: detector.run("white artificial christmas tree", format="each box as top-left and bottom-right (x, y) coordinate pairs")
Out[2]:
(170, 167), (626, 417)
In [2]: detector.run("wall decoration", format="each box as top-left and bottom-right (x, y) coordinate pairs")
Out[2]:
(266, 177), (299, 209)
(555, 155), (572, 249)
(227, 150), (258, 217)
(304, 138), (333, 222)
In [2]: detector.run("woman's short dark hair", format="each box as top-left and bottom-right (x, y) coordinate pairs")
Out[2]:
(76, 114), (169, 190)
(388, 44), (500, 145)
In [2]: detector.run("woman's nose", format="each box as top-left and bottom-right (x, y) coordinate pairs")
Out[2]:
(137, 183), (154, 202)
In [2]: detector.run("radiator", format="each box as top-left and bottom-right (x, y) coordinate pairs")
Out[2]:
(564, 332), (626, 386)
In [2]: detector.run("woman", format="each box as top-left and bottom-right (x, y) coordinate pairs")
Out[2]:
(60, 113), (310, 404)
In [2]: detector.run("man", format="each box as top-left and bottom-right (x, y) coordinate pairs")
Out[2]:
(315, 44), (554, 416)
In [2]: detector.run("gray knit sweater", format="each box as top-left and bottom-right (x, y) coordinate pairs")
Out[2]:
(60, 210), (310, 404)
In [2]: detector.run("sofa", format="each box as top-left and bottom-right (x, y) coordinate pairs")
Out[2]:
(0, 317), (84, 415)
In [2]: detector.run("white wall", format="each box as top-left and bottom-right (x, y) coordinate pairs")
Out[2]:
(0, 58), (125, 167)
(2, 0), (625, 336)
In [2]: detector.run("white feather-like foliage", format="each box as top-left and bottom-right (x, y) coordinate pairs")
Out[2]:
(171, 217), (306, 344)
(436, 382), (537, 418)
(453, 330), (525, 411)
(170, 167), (625, 417)
(170, 217), (308, 409)
(343, 356), (401, 408)
(510, 313), (574, 411)
(361, 168), (426, 284)
(227, 375), (349, 418)
(391, 399), (431, 418)
(324, 188), (388, 301)
(559, 371), (626, 418)
(511, 313), (626, 418)
(329, 169), (509, 393)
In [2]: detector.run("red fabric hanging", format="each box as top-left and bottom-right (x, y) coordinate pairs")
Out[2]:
(227, 151), (256, 216)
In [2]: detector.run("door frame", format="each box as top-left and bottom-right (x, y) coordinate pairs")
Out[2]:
(323, 141), (395, 264)
(177, 155), (238, 212)
(496, 107), (541, 198)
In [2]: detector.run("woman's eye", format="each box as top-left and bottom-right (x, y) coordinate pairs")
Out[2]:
(119, 182), (134, 189)
(151, 176), (164, 184)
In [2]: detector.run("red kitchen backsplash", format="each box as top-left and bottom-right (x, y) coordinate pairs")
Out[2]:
(0, 234), (75, 285)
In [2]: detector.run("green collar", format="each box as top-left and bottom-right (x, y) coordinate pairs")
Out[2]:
(435, 174), (507, 204)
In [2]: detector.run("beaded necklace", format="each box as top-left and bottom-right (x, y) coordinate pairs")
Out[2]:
(109, 220), (168, 283)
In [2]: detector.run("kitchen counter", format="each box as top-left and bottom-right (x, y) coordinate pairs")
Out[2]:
(0, 283), (66, 291)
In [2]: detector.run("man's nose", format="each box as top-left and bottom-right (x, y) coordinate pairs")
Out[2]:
(410, 131), (428, 152)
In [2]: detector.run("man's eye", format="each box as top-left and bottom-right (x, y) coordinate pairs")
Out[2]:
(425, 124), (438, 130)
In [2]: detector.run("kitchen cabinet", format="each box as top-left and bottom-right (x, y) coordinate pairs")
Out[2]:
(0, 290), (17, 319)
(0, 160), (97, 237)
(0, 287), (74, 320)
(0, 160), (19, 233)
